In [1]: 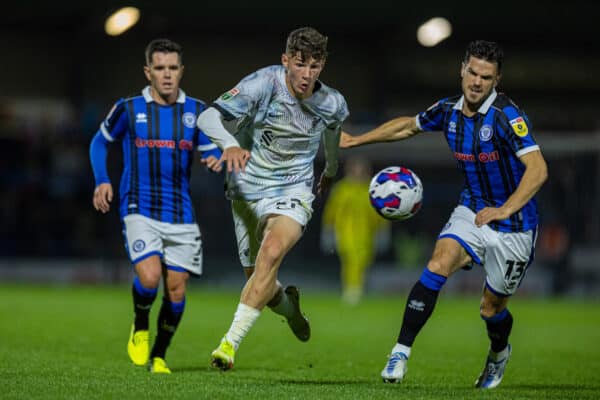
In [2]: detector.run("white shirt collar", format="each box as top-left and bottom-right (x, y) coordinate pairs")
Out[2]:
(142, 86), (186, 104)
(452, 89), (497, 114)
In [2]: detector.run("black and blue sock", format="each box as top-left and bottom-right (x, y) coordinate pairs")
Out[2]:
(132, 276), (158, 332)
(397, 268), (447, 346)
(150, 297), (185, 359)
(483, 308), (513, 353)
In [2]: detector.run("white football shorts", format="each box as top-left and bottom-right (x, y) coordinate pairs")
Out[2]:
(231, 192), (315, 267)
(438, 205), (537, 296)
(122, 214), (203, 275)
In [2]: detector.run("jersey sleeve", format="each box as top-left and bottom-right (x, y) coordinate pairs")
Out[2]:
(99, 99), (129, 142)
(320, 93), (348, 177)
(499, 106), (540, 157)
(329, 95), (350, 129)
(195, 129), (222, 160)
(416, 99), (447, 132)
(89, 131), (111, 186)
(193, 101), (223, 159)
(212, 69), (274, 123)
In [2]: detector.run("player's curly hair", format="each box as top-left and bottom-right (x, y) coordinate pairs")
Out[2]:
(145, 38), (183, 65)
(464, 40), (504, 72)
(286, 27), (328, 61)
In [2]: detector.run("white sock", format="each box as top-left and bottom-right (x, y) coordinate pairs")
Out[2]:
(392, 343), (412, 358)
(225, 303), (261, 350)
(269, 289), (293, 318)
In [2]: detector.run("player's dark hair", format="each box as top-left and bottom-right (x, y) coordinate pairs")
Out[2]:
(145, 38), (183, 65)
(286, 27), (328, 61)
(464, 40), (503, 72)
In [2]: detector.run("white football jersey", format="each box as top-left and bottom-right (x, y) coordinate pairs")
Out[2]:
(213, 65), (349, 200)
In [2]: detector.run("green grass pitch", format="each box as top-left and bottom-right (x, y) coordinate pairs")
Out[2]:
(1, 284), (599, 399)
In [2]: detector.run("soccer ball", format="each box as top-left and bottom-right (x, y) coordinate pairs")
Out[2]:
(369, 166), (423, 220)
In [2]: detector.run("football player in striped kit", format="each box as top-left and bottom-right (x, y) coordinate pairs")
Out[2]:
(341, 40), (548, 388)
(90, 38), (222, 373)
(197, 27), (349, 371)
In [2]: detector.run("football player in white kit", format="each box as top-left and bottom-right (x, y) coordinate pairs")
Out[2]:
(197, 26), (349, 370)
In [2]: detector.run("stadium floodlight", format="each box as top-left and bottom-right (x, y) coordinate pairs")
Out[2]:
(417, 17), (452, 47)
(105, 7), (140, 36)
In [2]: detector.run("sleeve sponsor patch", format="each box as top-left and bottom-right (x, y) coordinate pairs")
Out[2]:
(220, 88), (240, 101)
(509, 116), (529, 137)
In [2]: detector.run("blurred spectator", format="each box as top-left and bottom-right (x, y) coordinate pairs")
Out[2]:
(321, 157), (390, 305)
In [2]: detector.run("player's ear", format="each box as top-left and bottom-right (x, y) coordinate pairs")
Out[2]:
(143, 65), (151, 81)
(281, 53), (289, 69)
(460, 62), (466, 78)
(494, 73), (502, 88)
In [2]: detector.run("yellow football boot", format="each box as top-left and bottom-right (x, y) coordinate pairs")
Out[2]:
(210, 336), (235, 371)
(149, 357), (172, 374)
(127, 325), (149, 366)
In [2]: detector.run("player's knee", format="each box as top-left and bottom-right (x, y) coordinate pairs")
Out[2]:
(137, 269), (161, 288)
(479, 301), (502, 319)
(426, 259), (446, 275)
(261, 238), (285, 266)
(168, 286), (186, 303)
(165, 272), (188, 302)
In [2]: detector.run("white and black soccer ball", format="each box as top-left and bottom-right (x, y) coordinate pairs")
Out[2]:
(369, 166), (423, 220)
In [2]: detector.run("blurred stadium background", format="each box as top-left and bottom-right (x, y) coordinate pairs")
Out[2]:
(1, 1), (599, 297)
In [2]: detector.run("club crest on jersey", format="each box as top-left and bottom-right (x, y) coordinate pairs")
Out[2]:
(220, 88), (240, 101)
(479, 125), (494, 141)
(182, 112), (196, 128)
(509, 116), (529, 137)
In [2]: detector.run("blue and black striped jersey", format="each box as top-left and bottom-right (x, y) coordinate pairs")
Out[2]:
(99, 86), (221, 224)
(417, 90), (540, 232)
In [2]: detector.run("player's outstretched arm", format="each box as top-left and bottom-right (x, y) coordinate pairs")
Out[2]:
(475, 150), (548, 226)
(340, 116), (421, 149)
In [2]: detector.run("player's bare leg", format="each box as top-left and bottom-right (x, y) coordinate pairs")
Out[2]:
(211, 215), (303, 370)
(241, 215), (302, 308)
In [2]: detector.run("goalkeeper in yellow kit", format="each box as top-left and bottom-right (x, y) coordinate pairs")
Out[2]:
(322, 157), (390, 304)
